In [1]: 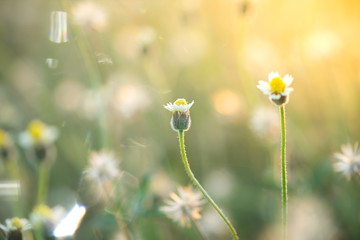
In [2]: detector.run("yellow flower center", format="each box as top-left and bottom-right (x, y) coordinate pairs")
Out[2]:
(270, 77), (285, 94)
(0, 129), (8, 146)
(10, 217), (23, 229)
(174, 98), (187, 106)
(34, 204), (52, 217)
(28, 120), (46, 140)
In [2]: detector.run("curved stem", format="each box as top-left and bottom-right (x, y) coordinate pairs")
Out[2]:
(178, 130), (239, 240)
(280, 105), (287, 239)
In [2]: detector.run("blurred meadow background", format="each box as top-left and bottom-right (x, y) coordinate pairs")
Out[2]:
(0, 0), (360, 239)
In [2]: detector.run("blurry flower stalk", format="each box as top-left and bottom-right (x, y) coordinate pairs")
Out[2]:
(333, 143), (360, 180)
(161, 186), (207, 239)
(49, 11), (69, 43)
(0, 217), (32, 240)
(19, 120), (59, 205)
(257, 72), (294, 239)
(164, 99), (239, 240)
(83, 151), (131, 240)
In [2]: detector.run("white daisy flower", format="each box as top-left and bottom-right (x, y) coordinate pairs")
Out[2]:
(19, 120), (59, 148)
(164, 98), (194, 131)
(164, 98), (194, 113)
(257, 72), (294, 105)
(0, 217), (32, 233)
(333, 143), (360, 180)
(160, 185), (205, 227)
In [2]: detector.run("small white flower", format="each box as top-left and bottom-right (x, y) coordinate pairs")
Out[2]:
(257, 72), (294, 105)
(164, 98), (194, 113)
(72, 2), (107, 31)
(30, 204), (66, 228)
(164, 98), (194, 131)
(85, 151), (121, 183)
(19, 120), (59, 148)
(333, 143), (360, 180)
(160, 186), (204, 227)
(1, 217), (32, 232)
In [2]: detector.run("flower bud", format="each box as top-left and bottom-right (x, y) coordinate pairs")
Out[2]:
(164, 98), (194, 132)
(171, 110), (191, 131)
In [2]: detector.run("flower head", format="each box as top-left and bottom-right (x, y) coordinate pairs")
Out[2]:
(84, 151), (121, 183)
(160, 185), (204, 227)
(164, 98), (194, 131)
(19, 120), (59, 148)
(83, 151), (122, 203)
(333, 143), (360, 180)
(0, 217), (32, 239)
(257, 72), (294, 105)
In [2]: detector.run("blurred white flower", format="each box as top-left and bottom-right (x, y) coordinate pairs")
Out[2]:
(333, 143), (360, 180)
(250, 106), (280, 140)
(85, 151), (121, 183)
(160, 186), (204, 227)
(83, 151), (122, 203)
(72, 1), (107, 31)
(30, 204), (66, 228)
(0, 217), (31, 233)
(19, 120), (59, 148)
(257, 72), (294, 105)
(112, 82), (150, 118)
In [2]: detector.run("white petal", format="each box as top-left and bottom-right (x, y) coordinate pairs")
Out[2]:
(268, 72), (279, 82)
(19, 132), (33, 148)
(164, 103), (175, 112)
(281, 87), (294, 96)
(257, 81), (271, 94)
(187, 101), (194, 110)
(283, 75), (293, 86)
(43, 127), (59, 145)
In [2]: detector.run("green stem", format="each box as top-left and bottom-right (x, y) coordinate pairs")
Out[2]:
(37, 163), (49, 205)
(280, 105), (287, 240)
(178, 130), (239, 240)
